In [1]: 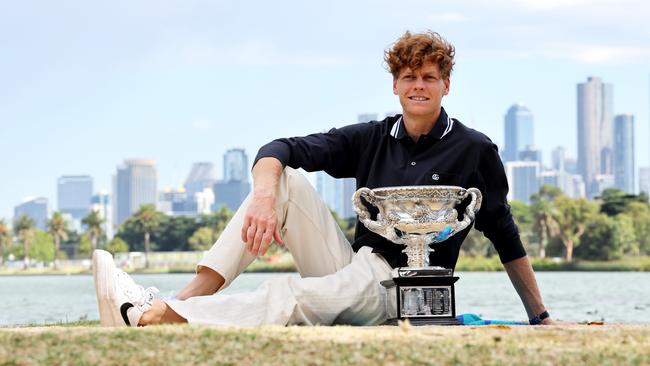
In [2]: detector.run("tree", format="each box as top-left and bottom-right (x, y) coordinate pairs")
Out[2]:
(154, 215), (200, 251)
(78, 234), (92, 256)
(29, 231), (55, 263)
(131, 204), (162, 268)
(598, 188), (648, 217)
(576, 214), (615, 260)
(509, 200), (534, 254)
(106, 237), (129, 255)
(14, 215), (35, 269)
(189, 227), (217, 251)
(612, 214), (638, 256)
(82, 210), (104, 255)
(625, 201), (650, 255)
(577, 213), (637, 260)
(0, 219), (9, 267)
(47, 212), (69, 269)
(461, 227), (493, 257)
(552, 197), (597, 261)
(200, 206), (234, 238)
(530, 186), (562, 258)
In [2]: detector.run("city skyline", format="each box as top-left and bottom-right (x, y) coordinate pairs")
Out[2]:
(2, 0), (649, 219)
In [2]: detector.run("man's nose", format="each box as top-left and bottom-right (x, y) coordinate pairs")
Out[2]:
(413, 77), (425, 89)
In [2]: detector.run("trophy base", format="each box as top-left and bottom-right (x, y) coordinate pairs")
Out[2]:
(383, 317), (461, 326)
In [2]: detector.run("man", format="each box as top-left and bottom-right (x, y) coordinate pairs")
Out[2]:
(93, 31), (554, 327)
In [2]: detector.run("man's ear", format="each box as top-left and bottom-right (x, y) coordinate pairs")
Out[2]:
(393, 79), (398, 95)
(444, 78), (451, 95)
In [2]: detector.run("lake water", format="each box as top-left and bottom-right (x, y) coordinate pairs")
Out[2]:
(1, 272), (648, 326)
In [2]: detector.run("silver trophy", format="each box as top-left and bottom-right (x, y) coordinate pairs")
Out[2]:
(352, 185), (482, 325)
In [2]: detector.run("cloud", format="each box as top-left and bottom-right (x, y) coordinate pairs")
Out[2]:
(539, 43), (650, 64)
(510, 0), (620, 11)
(464, 41), (650, 65)
(427, 12), (469, 23)
(149, 38), (349, 68)
(191, 119), (212, 130)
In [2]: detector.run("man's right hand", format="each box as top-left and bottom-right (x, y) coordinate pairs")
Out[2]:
(241, 157), (285, 257)
(241, 194), (284, 257)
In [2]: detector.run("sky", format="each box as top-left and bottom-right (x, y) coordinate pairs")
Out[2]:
(1, 0), (649, 221)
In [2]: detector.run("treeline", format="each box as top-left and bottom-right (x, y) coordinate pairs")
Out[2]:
(0, 205), (235, 269)
(462, 186), (650, 262)
(2, 186), (649, 270)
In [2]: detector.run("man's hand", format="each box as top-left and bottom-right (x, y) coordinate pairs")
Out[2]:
(241, 157), (285, 257)
(241, 194), (284, 256)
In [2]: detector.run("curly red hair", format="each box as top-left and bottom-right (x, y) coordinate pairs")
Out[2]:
(384, 31), (455, 79)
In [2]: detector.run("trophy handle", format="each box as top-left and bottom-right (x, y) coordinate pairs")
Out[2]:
(453, 187), (483, 234)
(352, 187), (400, 241)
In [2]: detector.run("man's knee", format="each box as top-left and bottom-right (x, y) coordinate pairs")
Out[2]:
(283, 167), (318, 200)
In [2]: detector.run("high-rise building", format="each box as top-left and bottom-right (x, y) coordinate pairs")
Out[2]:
(614, 114), (635, 193)
(552, 146), (566, 173)
(14, 197), (48, 230)
(592, 174), (615, 197)
(639, 167), (650, 198)
(503, 103), (534, 163)
(505, 161), (540, 204)
(57, 175), (93, 224)
(577, 76), (614, 198)
(565, 158), (578, 175)
(518, 145), (543, 166)
(315, 172), (357, 219)
(213, 149), (250, 212)
(570, 175), (587, 198)
(358, 113), (378, 123)
(316, 171), (343, 216)
(223, 148), (249, 183)
(213, 180), (250, 212)
(113, 159), (157, 226)
(184, 162), (216, 197)
(91, 191), (113, 240)
(341, 178), (357, 218)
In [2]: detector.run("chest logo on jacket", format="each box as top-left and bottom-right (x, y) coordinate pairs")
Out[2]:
(431, 173), (440, 181)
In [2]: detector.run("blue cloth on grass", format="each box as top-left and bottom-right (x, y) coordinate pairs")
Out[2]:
(456, 313), (527, 326)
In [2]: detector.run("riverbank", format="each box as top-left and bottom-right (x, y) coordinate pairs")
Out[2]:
(1, 323), (648, 365)
(2, 255), (649, 275)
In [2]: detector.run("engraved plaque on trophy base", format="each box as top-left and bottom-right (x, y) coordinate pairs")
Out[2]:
(382, 272), (461, 326)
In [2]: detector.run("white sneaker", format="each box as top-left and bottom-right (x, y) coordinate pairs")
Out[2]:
(93, 249), (159, 327)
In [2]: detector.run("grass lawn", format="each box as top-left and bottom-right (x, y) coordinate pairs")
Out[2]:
(1, 323), (649, 365)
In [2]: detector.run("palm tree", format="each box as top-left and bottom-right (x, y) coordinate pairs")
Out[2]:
(0, 219), (10, 268)
(48, 212), (69, 270)
(14, 215), (35, 269)
(132, 204), (161, 268)
(530, 186), (562, 259)
(82, 210), (104, 255)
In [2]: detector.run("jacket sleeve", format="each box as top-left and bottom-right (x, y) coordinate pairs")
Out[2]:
(472, 141), (527, 263)
(253, 123), (369, 178)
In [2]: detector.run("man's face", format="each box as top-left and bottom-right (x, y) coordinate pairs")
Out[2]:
(393, 62), (450, 119)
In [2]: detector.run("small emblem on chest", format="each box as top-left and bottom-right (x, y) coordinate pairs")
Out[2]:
(431, 173), (440, 181)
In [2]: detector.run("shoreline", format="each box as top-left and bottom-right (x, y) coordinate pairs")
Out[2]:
(2, 255), (649, 276)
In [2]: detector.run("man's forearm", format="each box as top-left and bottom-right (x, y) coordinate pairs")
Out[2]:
(503, 255), (546, 319)
(252, 157), (284, 199)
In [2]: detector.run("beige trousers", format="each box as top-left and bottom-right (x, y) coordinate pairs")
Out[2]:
(165, 168), (395, 326)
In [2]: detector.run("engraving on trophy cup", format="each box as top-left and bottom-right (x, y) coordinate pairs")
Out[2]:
(352, 185), (482, 325)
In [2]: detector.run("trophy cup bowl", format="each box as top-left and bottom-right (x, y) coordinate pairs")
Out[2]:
(352, 185), (482, 325)
(352, 185), (482, 268)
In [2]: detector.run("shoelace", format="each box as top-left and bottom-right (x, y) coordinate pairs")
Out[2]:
(116, 270), (159, 312)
